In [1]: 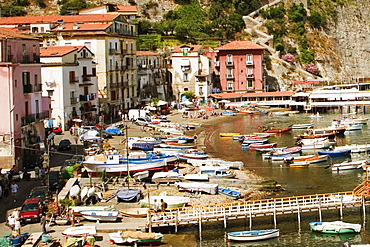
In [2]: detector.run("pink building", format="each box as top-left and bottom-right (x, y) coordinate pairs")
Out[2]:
(0, 28), (50, 170)
(215, 41), (266, 92)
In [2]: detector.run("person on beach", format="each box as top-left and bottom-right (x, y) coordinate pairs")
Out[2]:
(161, 199), (168, 212)
(153, 199), (160, 213)
(10, 181), (18, 202)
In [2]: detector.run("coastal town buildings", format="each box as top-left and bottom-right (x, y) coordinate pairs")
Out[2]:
(78, 4), (139, 19)
(0, 14), (137, 122)
(214, 41), (266, 93)
(169, 45), (212, 102)
(0, 28), (50, 170)
(40, 46), (99, 130)
(136, 51), (171, 104)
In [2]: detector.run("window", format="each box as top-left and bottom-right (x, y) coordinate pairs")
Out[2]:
(248, 80), (253, 87)
(227, 54), (233, 63)
(69, 71), (76, 82)
(7, 45), (11, 62)
(182, 48), (189, 56)
(246, 54), (253, 61)
(227, 68), (233, 78)
(228, 82), (233, 90)
(183, 73), (188, 81)
(247, 67), (253, 77)
(199, 86), (203, 95)
(22, 72), (30, 85)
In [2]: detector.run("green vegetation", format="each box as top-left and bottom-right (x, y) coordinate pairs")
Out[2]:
(58, 0), (95, 15)
(0, 5), (26, 16)
(137, 34), (162, 51)
(182, 91), (196, 101)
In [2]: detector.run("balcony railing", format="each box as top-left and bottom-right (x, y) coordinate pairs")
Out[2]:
(109, 49), (117, 54)
(226, 74), (234, 79)
(246, 61), (254, 66)
(246, 74), (254, 78)
(70, 78), (79, 83)
(123, 81), (129, 88)
(82, 75), (91, 82)
(227, 87), (234, 91)
(33, 56), (40, 63)
(226, 61), (233, 67)
(70, 97), (78, 104)
(34, 84), (42, 92)
(21, 110), (49, 126)
(22, 55), (30, 63)
(23, 84), (33, 94)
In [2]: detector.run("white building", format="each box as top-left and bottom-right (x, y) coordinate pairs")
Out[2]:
(40, 46), (99, 130)
(169, 45), (211, 102)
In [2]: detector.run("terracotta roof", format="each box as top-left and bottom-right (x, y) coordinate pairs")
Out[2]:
(0, 27), (38, 40)
(117, 5), (138, 13)
(0, 14), (118, 25)
(136, 51), (159, 56)
(40, 46), (84, 57)
(172, 45), (202, 53)
(50, 23), (111, 32)
(215, 41), (265, 51)
(209, 91), (295, 98)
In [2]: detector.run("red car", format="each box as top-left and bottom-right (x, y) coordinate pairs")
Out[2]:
(52, 127), (63, 134)
(20, 198), (43, 224)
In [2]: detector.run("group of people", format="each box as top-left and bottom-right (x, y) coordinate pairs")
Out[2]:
(6, 209), (21, 234)
(153, 199), (167, 213)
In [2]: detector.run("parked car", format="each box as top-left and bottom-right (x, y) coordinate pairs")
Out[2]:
(20, 198), (43, 224)
(28, 186), (48, 202)
(48, 171), (60, 191)
(58, 139), (71, 151)
(135, 117), (151, 126)
(52, 127), (63, 134)
(81, 126), (98, 133)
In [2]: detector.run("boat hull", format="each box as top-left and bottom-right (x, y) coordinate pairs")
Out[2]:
(309, 221), (361, 234)
(227, 229), (280, 241)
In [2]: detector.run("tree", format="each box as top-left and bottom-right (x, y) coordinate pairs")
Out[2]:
(182, 92), (196, 101)
(138, 20), (152, 35)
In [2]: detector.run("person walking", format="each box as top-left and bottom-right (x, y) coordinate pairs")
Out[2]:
(3, 183), (9, 203)
(34, 166), (40, 180)
(7, 215), (15, 230)
(153, 199), (160, 213)
(40, 213), (47, 234)
(14, 218), (21, 234)
(160, 199), (168, 212)
(10, 181), (18, 202)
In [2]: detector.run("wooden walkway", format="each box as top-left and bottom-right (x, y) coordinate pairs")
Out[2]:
(147, 187), (368, 231)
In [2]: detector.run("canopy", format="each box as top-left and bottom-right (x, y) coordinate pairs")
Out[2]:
(106, 126), (122, 135)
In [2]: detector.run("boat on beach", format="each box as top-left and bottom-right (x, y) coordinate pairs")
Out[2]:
(218, 187), (241, 199)
(120, 208), (148, 218)
(79, 210), (119, 222)
(175, 182), (218, 194)
(331, 159), (368, 171)
(139, 196), (190, 209)
(109, 231), (163, 245)
(227, 229), (280, 241)
(116, 189), (142, 202)
(309, 221), (361, 234)
(187, 159), (244, 170)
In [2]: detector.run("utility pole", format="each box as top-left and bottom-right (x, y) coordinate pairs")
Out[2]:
(99, 115), (104, 153)
(126, 124), (130, 188)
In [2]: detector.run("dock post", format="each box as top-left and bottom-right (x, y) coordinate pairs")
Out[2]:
(296, 198), (301, 230)
(362, 195), (366, 219)
(198, 209), (202, 236)
(249, 204), (252, 230)
(148, 211), (152, 233)
(175, 210), (178, 233)
(273, 200), (277, 228)
(223, 207), (227, 228)
(318, 198), (322, 222)
(340, 196), (343, 220)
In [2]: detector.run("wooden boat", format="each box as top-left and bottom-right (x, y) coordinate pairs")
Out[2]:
(62, 226), (97, 236)
(242, 138), (269, 145)
(318, 149), (351, 156)
(341, 116), (369, 125)
(266, 127), (292, 133)
(290, 161), (310, 167)
(69, 206), (112, 215)
(292, 123), (315, 129)
(222, 111), (237, 116)
(120, 208), (148, 218)
(139, 196), (190, 208)
(305, 155), (329, 164)
(179, 153), (209, 160)
(132, 170), (150, 181)
(187, 159), (244, 170)
(271, 152), (301, 161)
(227, 229), (280, 241)
(79, 210), (119, 222)
(309, 221), (361, 234)
(175, 182), (218, 194)
(334, 144), (370, 153)
(152, 172), (184, 183)
(239, 109), (255, 114)
(308, 127), (346, 136)
(249, 143), (278, 149)
(297, 139), (336, 150)
(220, 133), (240, 137)
(116, 189), (141, 202)
(308, 114), (325, 119)
(218, 187), (241, 199)
(331, 160), (368, 171)
(198, 169), (235, 178)
(296, 132), (336, 140)
(109, 231), (163, 245)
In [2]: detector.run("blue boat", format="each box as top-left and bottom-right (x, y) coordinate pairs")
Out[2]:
(317, 150), (351, 156)
(227, 229), (280, 241)
(218, 188), (241, 199)
(116, 189), (142, 202)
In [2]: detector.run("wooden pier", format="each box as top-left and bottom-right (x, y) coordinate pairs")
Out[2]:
(147, 182), (370, 232)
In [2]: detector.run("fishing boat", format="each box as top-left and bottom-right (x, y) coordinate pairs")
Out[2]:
(116, 189), (142, 202)
(198, 167), (235, 178)
(249, 143), (278, 149)
(79, 210), (119, 222)
(266, 127), (292, 133)
(120, 208), (148, 218)
(227, 229), (280, 241)
(80, 187), (89, 200)
(139, 196), (190, 208)
(318, 149), (351, 156)
(309, 221), (361, 234)
(220, 133), (240, 137)
(69, 185), (80, 199)
(151, 171), (184, 183)
(178, 152), (209, 160)
(290, 161), (310, 167)
(286, 154), (329, 164)
(218, 187), (241, 199)
(175, 182), (218, 194)
(187, 159), (244, 170)
(295, 132), (336, 140)
(183, 173), (209, 181)
(132, 170), (150, 181)
(292, 123), (315, 129)
(62, 226), (97, 236)
(109, 231), (163, 245)
(331, 160), (368, 171)
(334, 144), (370, 153)
(271, 152), (301, 161)
(69, 206), (112, 215)
(341, 116), (369, 125)
(241, 134), (270, 141)
(297, 139), (336, 150)
(222, 111), (237, 116)
(308, 113), (325, 119)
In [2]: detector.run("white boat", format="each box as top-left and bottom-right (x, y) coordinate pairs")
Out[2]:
(139, 196), (190, 208)
(151, 171), (183, 183)
(188, 159), (244, 170)
(69, 185), (80, 199)
(175, 182), (218, 194)
(80, 187), (88, 200)
(120, 208), (148, 218)
(309, 221), (361, 233)
(62, 226), (97, 236)
(227, 229), (280, 241)
(132, 170), (150, 181)
(109, 231), (163, 245)
(183, 173), (209, 181)
(79, 210), (119, 222)
(69, 206), (112, 215)
(341, 117), (368, 125)
(292, 123), (315, 129)
(334, 144), (370, 153)
(87, 187), (96, 197)
(297, 138), (336, 150)
(331, 159), (368, 171)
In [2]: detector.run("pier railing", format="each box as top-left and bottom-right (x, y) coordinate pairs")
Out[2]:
(353, 180), (370, 196)
(147, 191), (363, 230)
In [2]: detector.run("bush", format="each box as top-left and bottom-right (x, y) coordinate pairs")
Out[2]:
(308, 10), (326, 29)
(282, 53), (296, 63)
(304, 63), (319, 74)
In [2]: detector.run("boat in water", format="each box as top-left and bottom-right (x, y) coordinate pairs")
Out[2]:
(227, 229), (280, 241)
(309, 221), (361, 234)
(331, 160), (368, 171)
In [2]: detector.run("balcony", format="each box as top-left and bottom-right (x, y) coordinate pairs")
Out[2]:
(34, 84), (42, 92)
(70, 78), (79, 83)
(33, 56), (40, 63)
(226, 74), (234, 79)
(121, 49), (126, 55)
(21, 110), (49, 126)
(246, 61), (254, 66)
(109, 49), (117, 54)
(246, 74), (254, 78)
(70, 97), (78, 104)
(110, 82), (117, 88)
(227, 87), (234, 91)
(79, 93), (97, 102)
(123, 81), (129, 88)
(22, 55), (30, 63)
(23, 84), (33, 94)
(82, 75), (91, 82)
(226, 61), (233, 67)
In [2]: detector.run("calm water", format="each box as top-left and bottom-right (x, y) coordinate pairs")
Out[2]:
(183, 112), (370, 246)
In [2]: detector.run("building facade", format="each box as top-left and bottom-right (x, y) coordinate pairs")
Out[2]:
(0, 28), (50, 170)
(40, 46), (99, 130)
(215, 41), (265, 93)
